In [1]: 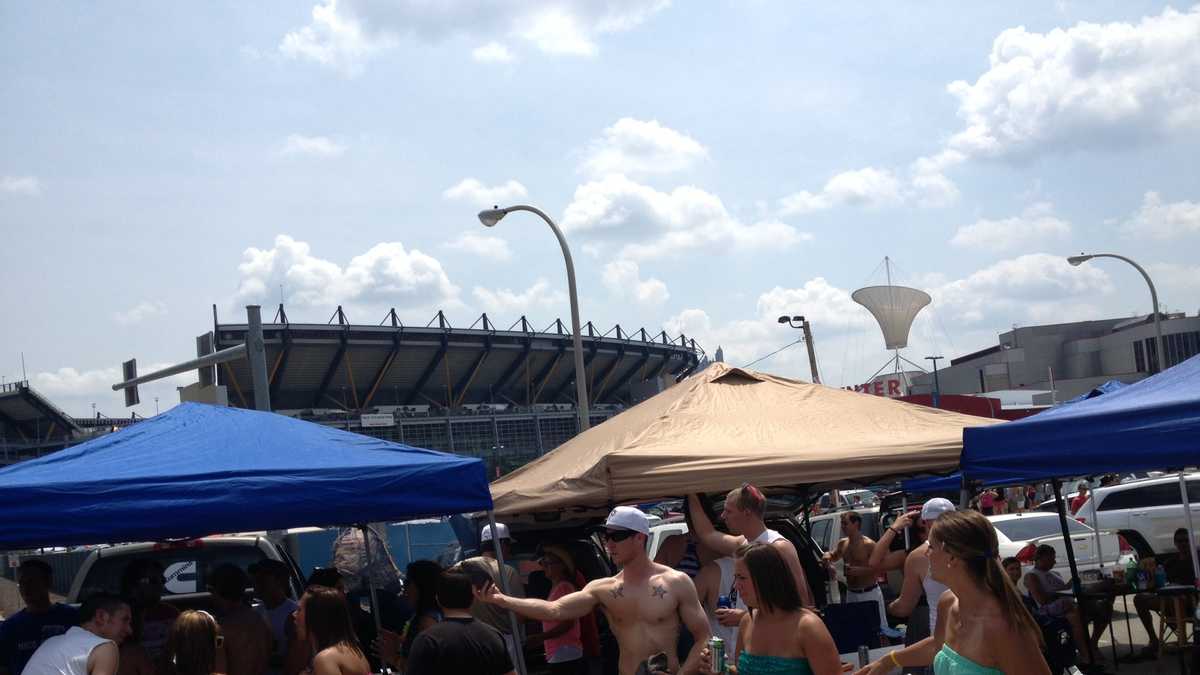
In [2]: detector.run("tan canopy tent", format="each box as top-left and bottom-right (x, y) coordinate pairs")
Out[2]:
(491, 363), (1002, 516)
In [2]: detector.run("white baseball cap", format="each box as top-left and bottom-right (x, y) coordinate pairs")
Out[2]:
(604, 506), (650, 536)
(921, 497), (956, 522)
(480, 523), (513, 543)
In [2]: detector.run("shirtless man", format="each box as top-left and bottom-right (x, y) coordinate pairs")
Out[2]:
(824, 511), (901, 639)
(686, 485), (815, 638)
(476, 506), (710, 675)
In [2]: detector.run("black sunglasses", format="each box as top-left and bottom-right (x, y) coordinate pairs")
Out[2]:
(602, 529), (637, 543)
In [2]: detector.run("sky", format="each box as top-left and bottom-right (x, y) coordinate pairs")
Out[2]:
(2, 1), (1199, 418)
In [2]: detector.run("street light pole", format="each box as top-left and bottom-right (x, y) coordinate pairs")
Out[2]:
(776, 315), (820, 383)
(925, 356), (943, 408)
(1068, 253), (1165, 373)
(479, 205), (590, 432)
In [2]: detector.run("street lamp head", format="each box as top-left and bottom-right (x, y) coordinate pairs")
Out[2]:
(1067, 254), (1093, 267)
(478, 206), (508, 227)
(777, 316), (790, 324)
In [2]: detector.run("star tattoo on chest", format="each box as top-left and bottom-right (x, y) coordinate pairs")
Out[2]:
(610, 583), (625, 599)
(652, 584), (668, 599)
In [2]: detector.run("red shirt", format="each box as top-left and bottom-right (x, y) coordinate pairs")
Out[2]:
(1070, 493), (1089, 514)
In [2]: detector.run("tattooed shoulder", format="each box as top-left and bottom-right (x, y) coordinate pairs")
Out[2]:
(609, 582), (625, 599)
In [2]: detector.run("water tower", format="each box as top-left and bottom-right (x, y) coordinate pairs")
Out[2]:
(852, 257), (931, 392)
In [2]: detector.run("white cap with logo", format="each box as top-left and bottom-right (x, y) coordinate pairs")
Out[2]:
(921, 497), (956, 522)
(604, 506), (651, 536)
(480, 522), (513, 543)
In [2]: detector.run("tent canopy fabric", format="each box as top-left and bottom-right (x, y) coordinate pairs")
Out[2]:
(903, 378), (1134, 493)
(962, 353), (1200, 484)
(0, 402), (491, 550)
(491, 363), (1000, 516)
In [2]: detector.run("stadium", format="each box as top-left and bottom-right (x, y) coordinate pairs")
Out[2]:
(207, 304), (704, 475)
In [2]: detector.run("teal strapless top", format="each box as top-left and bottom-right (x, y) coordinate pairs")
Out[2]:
(737, 652), (814, 675)
(933, 644), (1004, 675)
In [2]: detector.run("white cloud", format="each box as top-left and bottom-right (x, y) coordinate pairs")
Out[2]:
(472, 278), (566, 316)
(932, 253), (1112, 325)
(113, 301), (167, 326)
(1, 175), (42, 196)
(443, 232), (513, 262)
(279, 0), (670, 76)
(472, 42), (515, 64)
(602, 259), (669, 307)
(235, 235), (460, 311)
(950, 202), (1071, 250)
(32, 363), (194, 417)
(944, 6), (1200, 160)
(579, 118), (708, 177)
(1149, 263), (1200, 306)
(562, 174), (812, 261)
(442, 178), (528, 206)
(777, 167), (903, 215)
(1120, 191), (1200, 239)
(281, 134), (346, 158)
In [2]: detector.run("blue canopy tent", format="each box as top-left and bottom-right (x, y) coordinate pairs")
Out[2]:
(963, 353), (1200, 665)
(0, 402), (492, 549)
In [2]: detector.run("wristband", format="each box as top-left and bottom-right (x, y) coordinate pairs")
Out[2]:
(889, 650), (902, 668)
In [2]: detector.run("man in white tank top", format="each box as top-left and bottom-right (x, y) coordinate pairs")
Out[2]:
(887, 498), (954, 657)
(687, 484), (816, 632)
(23, 593), (131, 675)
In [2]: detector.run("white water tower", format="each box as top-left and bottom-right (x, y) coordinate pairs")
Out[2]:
(851, 257), (932, 393)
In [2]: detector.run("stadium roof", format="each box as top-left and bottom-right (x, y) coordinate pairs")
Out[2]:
(211, 306), (703, 412)
(0, 380), (81, 442)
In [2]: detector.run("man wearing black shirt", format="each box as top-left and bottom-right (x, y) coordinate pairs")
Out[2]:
(407, 571), (515, 675)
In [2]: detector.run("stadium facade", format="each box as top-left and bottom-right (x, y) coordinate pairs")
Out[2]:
(206, 305), (704, 476)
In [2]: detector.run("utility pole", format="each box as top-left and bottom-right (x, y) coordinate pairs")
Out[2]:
(777, 315), (821, 384)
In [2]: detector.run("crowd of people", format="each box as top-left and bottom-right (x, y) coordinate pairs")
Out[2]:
(2, 483), (1196, 675)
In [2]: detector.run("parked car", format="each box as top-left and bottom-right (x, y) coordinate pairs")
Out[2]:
(1072, 472), (1200, 557)
(67, 536), (306, 612)
(988, 512), (1133, 582)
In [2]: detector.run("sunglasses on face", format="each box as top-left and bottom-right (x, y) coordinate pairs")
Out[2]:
(602, 529), (636, 543)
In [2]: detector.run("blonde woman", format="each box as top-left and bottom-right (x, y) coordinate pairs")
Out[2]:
(163, 610), (223, 675)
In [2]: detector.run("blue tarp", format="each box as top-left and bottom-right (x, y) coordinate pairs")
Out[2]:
(1062, 379), (1128, 404)
(0, 402), (492, 550)
(961, 353), (1200, 484)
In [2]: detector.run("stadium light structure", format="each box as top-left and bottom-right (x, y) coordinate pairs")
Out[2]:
(479, 205), (591, 432)
(1068, 252), (1164, 374)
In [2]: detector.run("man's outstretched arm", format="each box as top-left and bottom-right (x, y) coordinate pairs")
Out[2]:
(476, 579), (602, 622)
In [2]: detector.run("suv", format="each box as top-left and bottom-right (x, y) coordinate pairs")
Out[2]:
(67, 536), (305, 612)
(1073, 472), (1200, 557)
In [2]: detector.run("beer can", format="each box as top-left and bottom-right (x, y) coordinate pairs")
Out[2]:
(857, 645), (870, 668)
(708, 636), (725, 674)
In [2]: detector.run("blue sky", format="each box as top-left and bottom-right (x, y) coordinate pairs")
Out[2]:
(2, 1), (1199, 416)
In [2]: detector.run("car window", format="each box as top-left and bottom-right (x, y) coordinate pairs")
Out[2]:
(992, 517), (1090, 542)
(809, 518), (832, 551)
(859, 512), (881, 540)
(1188, 479), (1200, 503)
(79, 545), (269, 599)
(1098, 483), (1184, 511)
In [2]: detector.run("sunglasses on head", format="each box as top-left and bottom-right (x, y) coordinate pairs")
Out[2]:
(602, 529), (637, 542)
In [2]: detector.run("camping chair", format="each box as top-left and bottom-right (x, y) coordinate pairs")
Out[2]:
(823, 601), (882, 654)
(1023, 594), (1077, 673)
(1157, 596), (1195, 654)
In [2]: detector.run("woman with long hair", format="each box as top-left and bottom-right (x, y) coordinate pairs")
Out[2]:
(700, 542), (841, 675)
(294, 586), (371, 675)
(856, 510), (1050, 675)
(163, 610), (221, 675)
(375, 560), (443, 670)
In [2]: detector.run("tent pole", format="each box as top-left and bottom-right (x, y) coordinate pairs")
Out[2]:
(901, 495), (910, 550)
(487, 510), (528, 675)
(358, 524), (384, 636)
(959, 475), (969, 510)
(1052, 479), (1093, 662)
(1089, 484), (1104, 573)
(1178, 473), (1200, 585)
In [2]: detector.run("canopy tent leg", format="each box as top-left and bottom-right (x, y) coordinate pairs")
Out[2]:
(1052, 479), (1094, 664)
(358, 524), (384, 636)
(958, 475), (969, 510)
(1089, 484), (1104, 574)
(901, 495), (910, 550)
(488, 510), (529, 675)
(1178, 474), (1200, 586)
